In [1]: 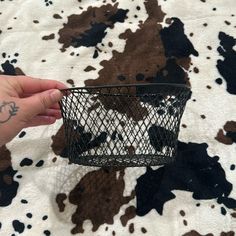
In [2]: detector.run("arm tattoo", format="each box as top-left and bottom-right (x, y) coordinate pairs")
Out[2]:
(0, 101), (19, 124)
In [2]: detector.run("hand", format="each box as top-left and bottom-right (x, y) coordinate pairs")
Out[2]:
(0, 75), (68, 146)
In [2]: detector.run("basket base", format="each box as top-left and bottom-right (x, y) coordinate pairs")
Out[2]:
(69, 154), (175, 167)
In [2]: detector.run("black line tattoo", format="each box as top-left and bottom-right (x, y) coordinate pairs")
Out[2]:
(0, 101), (19, 124)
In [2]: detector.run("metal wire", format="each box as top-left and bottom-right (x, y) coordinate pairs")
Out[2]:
(59, 83), (191, 167)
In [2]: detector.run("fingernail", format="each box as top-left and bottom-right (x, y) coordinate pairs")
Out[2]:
(60, 89), (69, 96)
(50, 89), (63, 103)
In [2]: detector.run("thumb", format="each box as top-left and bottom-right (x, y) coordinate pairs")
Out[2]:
(23, 89), (63, 117)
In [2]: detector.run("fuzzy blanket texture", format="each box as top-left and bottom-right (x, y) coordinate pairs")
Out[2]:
(0, 0), (236, 235)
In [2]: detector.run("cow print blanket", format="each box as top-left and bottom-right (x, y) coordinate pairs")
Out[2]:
(0, 0), (236, 235)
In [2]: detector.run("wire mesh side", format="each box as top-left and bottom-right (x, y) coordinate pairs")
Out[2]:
(59, 84), (191, 167)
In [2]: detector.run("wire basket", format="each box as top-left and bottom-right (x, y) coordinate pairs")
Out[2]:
(59, 83), (191, 167)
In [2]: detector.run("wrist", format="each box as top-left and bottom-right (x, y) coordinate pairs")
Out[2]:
(0, 98), (22, 146)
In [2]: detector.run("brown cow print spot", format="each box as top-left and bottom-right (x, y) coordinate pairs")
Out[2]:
(179, 210), (185, 216)
(66, 79), (75, 86)
(58, 3), (128, 50)
(51, 125), (67, 157)
(84, 65), (96, 72)
(141, 227), (147, 233)
(56, 193), (67, 212)
(42, 33), (55, 40)
(165, 18), (172, 24)
(231, 212), (236, 218)
(56, 168), (135, 234)
(120, 205), (136, 226)
(182, 230), (213, 236)
(215, 121), (236, 145)
(129, 223), (134, 233)
(221, 232), (235, 236)
(53, 13), (62, 19)
(193, 67), (199, 73)
(125, 146), (135, 155)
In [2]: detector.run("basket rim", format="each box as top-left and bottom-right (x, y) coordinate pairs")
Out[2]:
(60, 83), (191, 92)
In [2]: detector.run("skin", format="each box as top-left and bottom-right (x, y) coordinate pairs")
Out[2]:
(0, 75), (68, 146)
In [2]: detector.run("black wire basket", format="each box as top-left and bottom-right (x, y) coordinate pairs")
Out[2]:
(59, 83), (191, 167)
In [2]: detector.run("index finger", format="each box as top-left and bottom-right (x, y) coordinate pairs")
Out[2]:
(14, 76), (68, 94)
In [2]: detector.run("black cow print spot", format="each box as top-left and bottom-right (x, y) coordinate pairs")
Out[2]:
(135, 141), (236, 216)
(26, 213), (32, 218)
(18, 131), (26, 138)
(160, 18), (199, 58)
(12, 220), (25, 234)
(148, 125), (175, 152)
(217, 32), (236, 94)
(215, 78), (223, 85)
(0, 146), (19, 207)
(93, 49), (99, 58)
(21, 199), (28, 204)
(221, 206), (227, 215)
(44, 230), (51, 236)
(35, 160), (44, 167)
(230, 165), (235, 170)
(20, 158), (33, 167)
